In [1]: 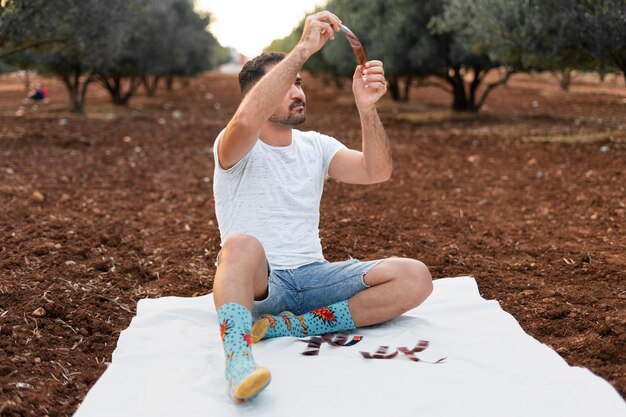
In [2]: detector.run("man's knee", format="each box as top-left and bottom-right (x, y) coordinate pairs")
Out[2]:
(218, 233), (265, 265)
(395, 259), (433, 310)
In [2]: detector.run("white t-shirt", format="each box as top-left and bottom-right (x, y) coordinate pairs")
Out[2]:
(213, 129), (346, 269)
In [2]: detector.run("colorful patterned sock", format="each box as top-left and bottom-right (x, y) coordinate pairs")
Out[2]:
(217, 303), (271, 402)
(251, 300), (355, 343)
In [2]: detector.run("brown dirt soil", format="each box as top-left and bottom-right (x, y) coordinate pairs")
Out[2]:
(0, 70), (625, 416)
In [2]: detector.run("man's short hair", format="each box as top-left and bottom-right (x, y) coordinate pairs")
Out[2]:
(238, 52), (286, 95)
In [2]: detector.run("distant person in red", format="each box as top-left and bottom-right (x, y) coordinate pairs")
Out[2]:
(27, 83), (49, 103)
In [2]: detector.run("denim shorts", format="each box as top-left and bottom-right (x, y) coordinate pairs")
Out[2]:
(251, 258), (383, 318)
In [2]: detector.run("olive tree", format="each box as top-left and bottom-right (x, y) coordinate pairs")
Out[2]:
(12, 0), (133, 112)
(0, 0), (64, 60)
(95, 0), (227, 105)
(580, 0), (626, 84)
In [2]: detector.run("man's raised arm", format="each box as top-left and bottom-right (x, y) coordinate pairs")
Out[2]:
(218, 11), (343, 170)
(328, 59), (392, 184)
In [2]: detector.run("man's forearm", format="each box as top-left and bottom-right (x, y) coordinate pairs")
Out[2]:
(359, 107), (392, 181)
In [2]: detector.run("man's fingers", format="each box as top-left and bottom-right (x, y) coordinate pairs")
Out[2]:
(363, 74), (386, 84)
(320, 22), (335, 39)
(313, 10), (342, 32)
(355, 64), (385, 81)
(366, 81), (387, 93)
(356, 63), (385, 82)
(363, 60), (383, 68)
(362, 66), (384, 76)
(310, 21), (333, 41)
(361, 61), (384, 75)
(300, 11), (345, 55)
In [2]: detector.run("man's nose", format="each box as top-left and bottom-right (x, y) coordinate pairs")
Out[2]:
(290, 85), (304, 100)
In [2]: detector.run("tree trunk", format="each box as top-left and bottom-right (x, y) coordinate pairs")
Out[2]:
(111, 76), (122, 105)
(20, 71), (32, 93)
(333, 75), (345, 90)
(433, 66), (511, 112)
(61, 68), (89, 113)
(62, 75), (78, 112)
(110, 76), (124, 105)
(553, 68), (572, 91)
(79, 76), (92, 110)
(142, 75), (160, 97)
(452, 83), (474, 111)
(99, 75), (139, 106)
(401, 75), (412, 102)
(443, 66), (476, 112)
(166, 75), (175, 91)
(450, 73), (471, 111)
(597, 64), (607, 83)
(610, 55), (625, 86)
(388, 75), (401, 101)
(72, 70), (82, 112)
(468, 66), (483, 110)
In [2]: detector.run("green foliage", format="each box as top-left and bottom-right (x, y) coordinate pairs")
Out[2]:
(268, 0), (626, 111)
(2, 0), (227, 110)
(434, 0), (626, 87)
(3, 0), (136, 111)
(323, 0), (503, 109)
(332, 0), (449, 76)
(265, 26), (299, 53)
(264, 6), (334, 75)
(0, 0), (64, 59)
(268, 0), (502, 109)
(580, 0), (626, 82)
(434, 0), (589, 71)
(44, 0), (131, 72)
(0, 60), (14, 73)
(95, 0), (227, 104)
(129, 0), (223, 78)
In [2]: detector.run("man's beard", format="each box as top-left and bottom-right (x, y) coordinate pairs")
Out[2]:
(269, 99), (306, 125)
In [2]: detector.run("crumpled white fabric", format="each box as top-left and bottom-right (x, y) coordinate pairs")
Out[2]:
(74, 277), (626, 417)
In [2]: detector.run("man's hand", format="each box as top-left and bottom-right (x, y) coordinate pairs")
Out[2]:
(298, 11), (342, 57)
(353, 60), (387, 110)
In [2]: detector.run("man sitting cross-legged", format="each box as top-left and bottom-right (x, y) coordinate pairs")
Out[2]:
(211, 10), (433, 403)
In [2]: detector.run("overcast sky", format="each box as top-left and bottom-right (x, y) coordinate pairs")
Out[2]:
(196, 0), (328, 58)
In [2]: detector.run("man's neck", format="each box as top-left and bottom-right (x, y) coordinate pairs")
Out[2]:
(259, 122), (293, 147)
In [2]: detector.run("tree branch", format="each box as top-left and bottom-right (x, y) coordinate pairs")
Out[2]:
(476, 68), (516, 109)
(122, 77), (141, 101)
(0, 37), (65, 59)
(94, 74), (116, 94)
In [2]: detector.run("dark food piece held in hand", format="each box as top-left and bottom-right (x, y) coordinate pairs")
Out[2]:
(340, 24), (367, 66)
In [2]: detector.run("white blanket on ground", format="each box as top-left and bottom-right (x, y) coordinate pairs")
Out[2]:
(73, 277), (625, 417)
